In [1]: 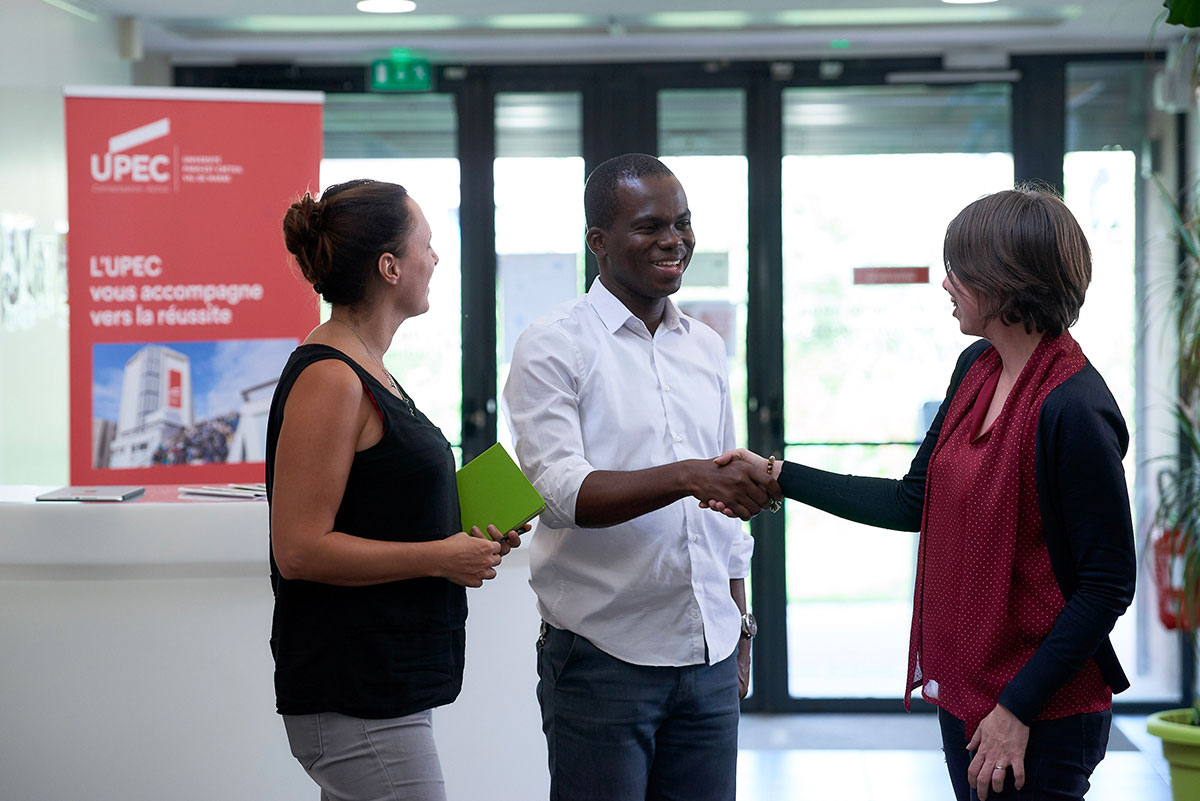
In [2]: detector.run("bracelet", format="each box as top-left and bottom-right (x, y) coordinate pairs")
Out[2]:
(765, 455), (782, 513)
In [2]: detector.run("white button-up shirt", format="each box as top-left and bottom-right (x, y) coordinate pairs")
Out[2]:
(502, 278), (753, 667)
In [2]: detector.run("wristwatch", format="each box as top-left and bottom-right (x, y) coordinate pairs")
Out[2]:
(740, 612), (757, 640)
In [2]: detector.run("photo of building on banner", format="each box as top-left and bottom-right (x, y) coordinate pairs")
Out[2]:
(64, 86), (323, 485)
(91, 339), (297, 469)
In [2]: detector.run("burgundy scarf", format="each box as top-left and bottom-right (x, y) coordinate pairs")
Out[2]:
(904, 332), (1087, 736)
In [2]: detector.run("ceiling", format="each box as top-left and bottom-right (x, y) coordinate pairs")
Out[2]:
(67, 0), (1182, 65)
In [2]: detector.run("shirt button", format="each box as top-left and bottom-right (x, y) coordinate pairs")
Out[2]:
(691, 609), (700, 619)
(664, 385), (671, 392)
(675, 435), (682, 443)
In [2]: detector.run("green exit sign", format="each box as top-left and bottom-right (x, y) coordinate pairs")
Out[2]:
(369, 57), (434, 92)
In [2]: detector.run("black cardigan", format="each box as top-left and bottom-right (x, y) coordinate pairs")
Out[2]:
(778, 339), (1136, 724)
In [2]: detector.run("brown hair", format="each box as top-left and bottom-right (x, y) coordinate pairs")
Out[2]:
(282, 179), (413, 307)
(943, 186), (1091, 337)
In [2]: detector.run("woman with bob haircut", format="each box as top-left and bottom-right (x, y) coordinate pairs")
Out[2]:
(268, 178), (526, 801)
(709, 187), (1136, 800)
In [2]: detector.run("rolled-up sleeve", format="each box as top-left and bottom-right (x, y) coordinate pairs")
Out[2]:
(502, 323), (595, 530)
(727, 529), (754, 579)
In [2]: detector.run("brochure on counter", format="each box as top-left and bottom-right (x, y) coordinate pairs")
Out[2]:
(35, 486), (146, 502)
(178, 483), (266, 499)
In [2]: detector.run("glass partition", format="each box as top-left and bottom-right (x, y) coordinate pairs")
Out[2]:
(660, 88), (750, 447)
(493, 92), (586, 455)
(1066, 61), (1177, 702)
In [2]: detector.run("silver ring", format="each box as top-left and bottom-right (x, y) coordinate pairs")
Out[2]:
(993, 765), (1007, 772)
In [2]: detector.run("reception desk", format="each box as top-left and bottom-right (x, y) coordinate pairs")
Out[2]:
(0, 486), (547, 801)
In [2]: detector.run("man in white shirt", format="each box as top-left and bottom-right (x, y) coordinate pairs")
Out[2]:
(502, 153), (780, 801)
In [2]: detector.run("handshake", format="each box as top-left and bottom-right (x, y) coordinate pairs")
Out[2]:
(693, 448), (783, 521)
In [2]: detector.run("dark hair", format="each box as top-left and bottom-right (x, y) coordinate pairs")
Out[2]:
(583, 153), (676, 230)
(282, 179), (413, 307)
(943, 186), (1091, 337)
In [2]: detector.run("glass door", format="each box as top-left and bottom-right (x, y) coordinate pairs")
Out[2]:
(659, 87), (753, 692)
(780, 84), (1013, 698)
(320, 94), (464, 458)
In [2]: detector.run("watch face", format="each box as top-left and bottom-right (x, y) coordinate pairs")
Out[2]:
(741, 613), (757, 638)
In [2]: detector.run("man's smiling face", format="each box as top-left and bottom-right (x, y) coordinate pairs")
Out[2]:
(590, 173), (694, 316)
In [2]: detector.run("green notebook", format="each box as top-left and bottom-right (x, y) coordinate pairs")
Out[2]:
(456, 443), (545, 540)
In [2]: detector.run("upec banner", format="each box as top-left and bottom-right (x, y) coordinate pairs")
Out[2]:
(65, 86), (322, 485)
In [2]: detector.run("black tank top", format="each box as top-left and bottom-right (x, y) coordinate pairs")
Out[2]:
(265, 344), (467, 718)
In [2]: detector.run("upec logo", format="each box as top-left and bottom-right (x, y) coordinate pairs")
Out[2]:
(90, 118), (172, 183)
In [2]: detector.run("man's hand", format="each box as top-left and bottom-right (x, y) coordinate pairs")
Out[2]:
(736, 636), (751, 699)
(688, 458), (781, 520)
(967, 703), (1029, 800)
(730, 578), (752, 699)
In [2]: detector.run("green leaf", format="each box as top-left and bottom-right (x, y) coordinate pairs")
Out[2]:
(1166, 0), (1200, 28)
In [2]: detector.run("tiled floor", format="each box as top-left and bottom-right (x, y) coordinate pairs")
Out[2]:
(736, 714), (1173, 800)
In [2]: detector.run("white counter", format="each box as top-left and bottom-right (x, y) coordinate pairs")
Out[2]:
(0, 487), (547, 801)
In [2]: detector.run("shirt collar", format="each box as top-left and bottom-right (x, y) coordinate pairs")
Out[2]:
(587, 277), (690, 336)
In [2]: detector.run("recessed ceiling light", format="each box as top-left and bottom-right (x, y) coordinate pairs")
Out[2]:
(356, 0), (416, 13)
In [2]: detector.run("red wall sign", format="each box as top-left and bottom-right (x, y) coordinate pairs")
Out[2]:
(64, 86), (322, 485)
(853, 266), (930, 285)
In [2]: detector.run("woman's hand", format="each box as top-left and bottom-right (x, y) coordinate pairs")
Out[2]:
(967, 703), (1029, 800)
(435, 531), (503, 587)
(712, 447), (770, 472)
(479, 523), (530, 556)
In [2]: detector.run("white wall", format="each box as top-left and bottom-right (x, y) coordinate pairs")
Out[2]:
(0, 0), (132, 483)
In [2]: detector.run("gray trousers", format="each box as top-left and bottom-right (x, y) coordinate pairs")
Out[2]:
(283, 710), (446, 801)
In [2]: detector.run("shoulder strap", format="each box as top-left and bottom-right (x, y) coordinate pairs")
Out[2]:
(277, 344), (385, 423)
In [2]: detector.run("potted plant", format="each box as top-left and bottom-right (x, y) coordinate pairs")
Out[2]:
(1146, 188), (1200, 798)
(1146, 9), (1200, 800)
(1147, 705), (1200, 801)
(1147, 196), (1200, 797)
(1148, 453), (1200, 801)
(1149, 177), (1200, 633)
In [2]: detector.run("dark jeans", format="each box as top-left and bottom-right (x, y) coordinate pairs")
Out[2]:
(536, 623), (740, 801)
(939, 707), (1111, 801)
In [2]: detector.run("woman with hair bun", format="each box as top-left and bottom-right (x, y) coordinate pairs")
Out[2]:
(267, 179), (525, 801)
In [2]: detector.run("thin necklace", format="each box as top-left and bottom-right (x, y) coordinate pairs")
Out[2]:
(330, 317), (406, 403)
